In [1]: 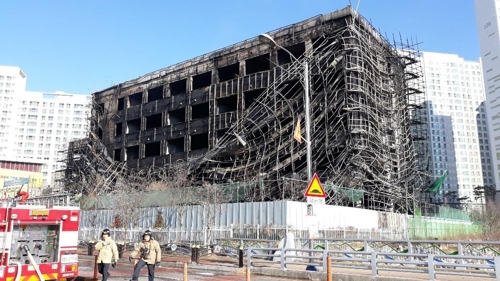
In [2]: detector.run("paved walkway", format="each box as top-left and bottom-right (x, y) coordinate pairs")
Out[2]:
(77, 253), (494, 281)
(78, 258), (299, 280)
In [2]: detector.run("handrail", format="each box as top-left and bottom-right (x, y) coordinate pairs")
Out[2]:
(246, 247), (500, 280)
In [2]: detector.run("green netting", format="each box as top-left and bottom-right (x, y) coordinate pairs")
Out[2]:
(430, 205), (471, 221)
(324, 184), (365, 203)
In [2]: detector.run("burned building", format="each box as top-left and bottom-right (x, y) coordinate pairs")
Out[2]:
(67, 6), (429, 212)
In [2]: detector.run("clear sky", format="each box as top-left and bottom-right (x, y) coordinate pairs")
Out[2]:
(0, 0), (479, 95)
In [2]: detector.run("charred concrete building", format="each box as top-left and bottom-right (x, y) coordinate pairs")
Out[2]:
(67, 6), (429, 212)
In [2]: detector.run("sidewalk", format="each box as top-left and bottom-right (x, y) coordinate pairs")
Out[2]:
(77, 254), (493, 281)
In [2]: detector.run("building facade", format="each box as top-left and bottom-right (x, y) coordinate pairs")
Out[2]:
(0, 66), (27, 160)
(475, 0), (500, 192)
(14, 91), (91, 186)
(0, 160), (43, 197)
(420, 52), (493, 203)
(0, 66), (91, 187)
(76, 6), (428, 213)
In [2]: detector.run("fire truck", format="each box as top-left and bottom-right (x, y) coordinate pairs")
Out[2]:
(0, 193), (80, 281)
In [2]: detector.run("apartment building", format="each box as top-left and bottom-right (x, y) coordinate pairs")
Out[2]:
(0, 65), (91, 187)
(14, 91), (91, 185)
(0, 66), (27, 159)
(475, 0), (500, 193)
(420, 52), (493, 203)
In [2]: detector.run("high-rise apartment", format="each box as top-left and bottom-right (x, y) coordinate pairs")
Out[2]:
(420, 52), (493, 203)
(0, 66), (27, 159)
(475, 0), (500, 192)
(14, 91), (91, 186)
(0, 65), (91, 187)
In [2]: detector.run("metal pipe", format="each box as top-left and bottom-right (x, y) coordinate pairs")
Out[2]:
(304, 61), (312, 181)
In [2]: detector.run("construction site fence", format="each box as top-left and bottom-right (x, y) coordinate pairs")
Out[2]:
(78, 219), (479, 246)
(78, 226), (408, 245)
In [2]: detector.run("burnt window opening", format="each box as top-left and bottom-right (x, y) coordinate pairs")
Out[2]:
(144, 141), (161, 158)
(115, 122), (123, 136)
(128, 91), (143, 107)
(218, 63), (240, 82)
(114, 148), (121, 161)
(96, 103), (105, 116)
(312, 71), (337, 92)
(246, 54), (270, 75)
(244, 89), (265, 109)
(125, 145), (139, 160)
(168, 108), (185, 125)
(191, 133), (209, 150)
(192, 103), (210, 120)
(170, 79), (187, 96)
(148, 86), (163, 103)
(146, 113), (162, 130)
(279, 79), (302, 100)
(167, 137), (184, 154)
(277, 42), (306, 65)
(97, 127), (103, 139)
(312, 36), (338, 52)
(126, 118), (141, 134)
(216, 128), (229, 143)
(192, 72), (212, 90)
(117, 98), (125, 110)
(217, 95), (238, 114)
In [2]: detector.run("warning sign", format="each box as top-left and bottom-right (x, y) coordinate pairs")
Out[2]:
(304, 173), (327, 198)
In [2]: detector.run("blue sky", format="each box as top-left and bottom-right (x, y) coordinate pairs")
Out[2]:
(0, 0), (479, 95)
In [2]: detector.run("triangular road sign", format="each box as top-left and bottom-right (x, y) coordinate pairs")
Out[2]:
(304, 173), (327, 198)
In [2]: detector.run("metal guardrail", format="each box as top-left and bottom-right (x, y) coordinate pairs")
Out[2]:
(218, 237), (500, 257)
(246, 247), (500, 280)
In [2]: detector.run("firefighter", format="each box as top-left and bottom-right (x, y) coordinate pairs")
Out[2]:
(129, 229), (162, 281)
(94, 228), (118, 281)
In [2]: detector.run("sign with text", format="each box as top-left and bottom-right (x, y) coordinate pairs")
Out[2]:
(307, 197), (325, 205)
(3, 177), (29, 188)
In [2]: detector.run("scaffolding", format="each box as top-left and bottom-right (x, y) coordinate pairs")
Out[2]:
(188, 14), (429, 213)
(60, 6), (429, 214)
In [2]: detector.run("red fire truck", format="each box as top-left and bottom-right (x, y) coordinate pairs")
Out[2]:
(0, 193), (80, 281)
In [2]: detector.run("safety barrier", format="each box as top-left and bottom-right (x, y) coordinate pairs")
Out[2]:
(246, 247), (500, 280)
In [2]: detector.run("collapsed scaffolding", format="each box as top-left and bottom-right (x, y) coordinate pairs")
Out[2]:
(60, 8), (429, 213)
(188, 13), (429, 213)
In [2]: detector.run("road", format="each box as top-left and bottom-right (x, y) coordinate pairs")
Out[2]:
(78, 258), (303, 281)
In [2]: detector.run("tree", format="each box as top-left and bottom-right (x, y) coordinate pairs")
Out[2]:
(473, 185), (496, 203)
(153, 210), (166, 229)
(471, 202), (500, 240)
(443, 191), (458, 204)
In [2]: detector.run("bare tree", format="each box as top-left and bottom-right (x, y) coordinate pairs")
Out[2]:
(471, 202), (500, 240)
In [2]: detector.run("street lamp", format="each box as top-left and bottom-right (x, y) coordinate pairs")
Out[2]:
(259, 33), (316, 267)
(258, 33), (312, 182)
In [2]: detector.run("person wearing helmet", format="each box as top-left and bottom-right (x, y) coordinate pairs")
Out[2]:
(129, 229), (162, 281)
(94, 228), (118, 281)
